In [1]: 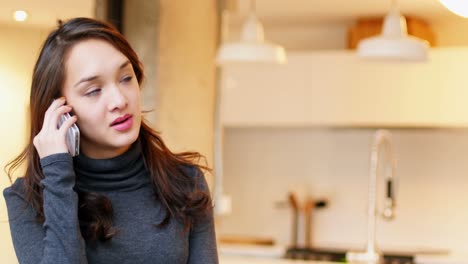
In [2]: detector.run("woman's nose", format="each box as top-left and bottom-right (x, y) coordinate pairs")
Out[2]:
(107, 85), (128, 111)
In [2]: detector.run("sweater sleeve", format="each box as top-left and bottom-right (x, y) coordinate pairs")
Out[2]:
(187, 167), (219, 264)
(3, 153), (87, 264)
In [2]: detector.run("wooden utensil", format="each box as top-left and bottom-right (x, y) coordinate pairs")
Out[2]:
(288, 192), (299, 248)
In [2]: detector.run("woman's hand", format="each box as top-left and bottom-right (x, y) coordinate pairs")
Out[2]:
(33, 97), (78, 159)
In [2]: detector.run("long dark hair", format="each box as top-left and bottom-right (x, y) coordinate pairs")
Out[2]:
(5, 17), (212, 242)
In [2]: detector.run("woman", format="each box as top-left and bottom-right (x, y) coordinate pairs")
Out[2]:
(3, 17), (218, 264)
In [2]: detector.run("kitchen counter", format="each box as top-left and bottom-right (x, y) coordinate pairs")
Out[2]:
(415, 253), (468, 264)
(219, 245), (341, 264)
(219, 244), (467, 264)
(220, 255), (468, 264)
(220, 255), (337, 264)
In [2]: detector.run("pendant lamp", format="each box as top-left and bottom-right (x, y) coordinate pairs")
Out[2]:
(216, 0), (286, 65)
(438, 0), (468, 18)
(357, 0), (429, 61)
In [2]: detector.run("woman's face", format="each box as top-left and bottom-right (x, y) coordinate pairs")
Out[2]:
(62, 39), (141, 159)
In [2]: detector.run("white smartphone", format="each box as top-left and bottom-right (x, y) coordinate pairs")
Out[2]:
(58, 112), (80, 157)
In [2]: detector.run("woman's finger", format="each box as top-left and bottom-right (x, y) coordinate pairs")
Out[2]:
(43, 97), (66, 129)
(48, 105), (73, 131)
(58, 114), (78, 136)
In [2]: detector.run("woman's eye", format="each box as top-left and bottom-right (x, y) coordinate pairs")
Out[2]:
(121, 76), (133, 83)
(85, 88), (101, 96)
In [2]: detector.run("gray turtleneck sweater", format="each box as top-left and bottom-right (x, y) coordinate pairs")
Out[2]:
(3, 142), (218, 264)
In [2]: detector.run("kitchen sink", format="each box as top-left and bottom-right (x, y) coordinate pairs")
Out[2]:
(284, 247), (414, 264)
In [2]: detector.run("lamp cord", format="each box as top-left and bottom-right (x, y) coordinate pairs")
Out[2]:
(251, 0), (256, 13)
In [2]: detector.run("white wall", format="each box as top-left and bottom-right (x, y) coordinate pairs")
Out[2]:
(218, 128), (468, 254)
(0, 24), (49, 264)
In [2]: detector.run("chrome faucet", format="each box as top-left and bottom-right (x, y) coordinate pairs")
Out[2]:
(347, 129), (397, 264)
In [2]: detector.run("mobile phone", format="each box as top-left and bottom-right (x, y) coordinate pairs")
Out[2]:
(58, 112), (80, 157)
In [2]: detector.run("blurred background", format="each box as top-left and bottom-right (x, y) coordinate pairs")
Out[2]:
(2, 0), (468, 263)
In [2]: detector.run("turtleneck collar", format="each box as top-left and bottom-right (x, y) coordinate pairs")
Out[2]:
(73, 140), (151, 192)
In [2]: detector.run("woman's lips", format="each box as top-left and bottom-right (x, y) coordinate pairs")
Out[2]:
(111, 114), (132, 126)
(111, 114), (133, 131)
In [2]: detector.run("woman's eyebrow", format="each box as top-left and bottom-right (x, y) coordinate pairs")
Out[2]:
(74, 76), (98, 88)
(119, 60), (130, 69)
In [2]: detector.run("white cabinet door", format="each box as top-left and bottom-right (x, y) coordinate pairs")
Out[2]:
(221, 48), (468, 128)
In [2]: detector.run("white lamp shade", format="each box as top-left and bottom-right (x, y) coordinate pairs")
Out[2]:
(358, 35), (429, 61)
(439, 0), (468, 18)
(216, 41), (286, 64)
(357, 3), (429, 62)
(216, 11), (287, 65)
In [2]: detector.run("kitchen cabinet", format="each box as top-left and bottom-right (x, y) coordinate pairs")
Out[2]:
(221, 47), (468, 128)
